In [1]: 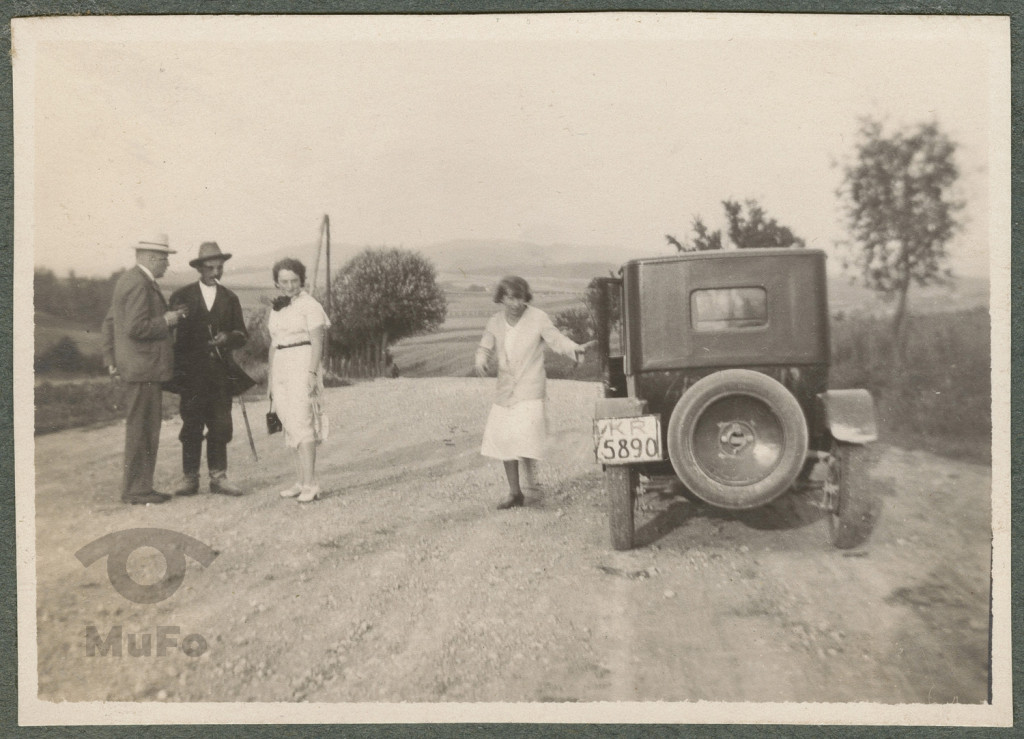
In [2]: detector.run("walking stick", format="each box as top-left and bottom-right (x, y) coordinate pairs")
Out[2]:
(238, 395), (258, 462)
(209, 325), (258, 462)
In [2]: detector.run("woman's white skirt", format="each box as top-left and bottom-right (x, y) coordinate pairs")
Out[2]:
(271, 345), (326, 449)
(480, 398), (547, 461)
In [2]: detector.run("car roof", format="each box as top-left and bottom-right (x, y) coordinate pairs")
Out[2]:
(623, 247), (826, 268)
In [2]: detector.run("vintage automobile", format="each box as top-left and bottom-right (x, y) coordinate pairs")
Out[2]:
(592, 248), (879, 550)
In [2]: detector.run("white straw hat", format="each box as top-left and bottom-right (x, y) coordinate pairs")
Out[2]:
(134, 234), (175, 254)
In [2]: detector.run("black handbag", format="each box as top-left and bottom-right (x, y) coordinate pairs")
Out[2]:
(266, 401), (283, 435)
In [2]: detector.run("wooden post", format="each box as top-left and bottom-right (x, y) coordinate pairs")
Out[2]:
(322, 214), (332, 315)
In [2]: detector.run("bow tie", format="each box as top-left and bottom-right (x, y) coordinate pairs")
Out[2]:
(272, 296), (292, 311)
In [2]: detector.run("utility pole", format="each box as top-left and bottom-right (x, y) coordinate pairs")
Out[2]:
(322, 214), (331, 315)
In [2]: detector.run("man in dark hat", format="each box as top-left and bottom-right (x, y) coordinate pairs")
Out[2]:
(102, 234), (184, 505)
(167, 241), (255, 497)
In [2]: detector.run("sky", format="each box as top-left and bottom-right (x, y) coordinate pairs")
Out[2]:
(15, 13), (1008, 279)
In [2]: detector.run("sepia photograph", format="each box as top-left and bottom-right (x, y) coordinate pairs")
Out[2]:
(12, 10), (1011, 726)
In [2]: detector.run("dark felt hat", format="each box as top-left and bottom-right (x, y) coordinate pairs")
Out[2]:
(189, 241), (233, 268)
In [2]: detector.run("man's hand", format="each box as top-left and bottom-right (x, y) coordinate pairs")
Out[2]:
(108, 365), (122, 385)
(164, 308), (185, 327)
(208, 331), (230, 347)
(473, 361), (489, 378)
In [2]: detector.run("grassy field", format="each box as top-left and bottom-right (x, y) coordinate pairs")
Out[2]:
(391, 287), (587, 377)
(35, 311), (106, 357)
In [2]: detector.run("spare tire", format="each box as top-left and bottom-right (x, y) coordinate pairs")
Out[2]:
(667, 369), (808, 509)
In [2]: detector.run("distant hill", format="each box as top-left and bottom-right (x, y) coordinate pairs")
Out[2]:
(416, 239), (639, 273)
(162, 238), (639, 293)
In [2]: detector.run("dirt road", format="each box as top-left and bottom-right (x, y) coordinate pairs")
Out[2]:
(32, 378), (992, 705)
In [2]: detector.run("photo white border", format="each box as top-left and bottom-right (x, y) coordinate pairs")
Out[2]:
(11, 11), (1013, 727)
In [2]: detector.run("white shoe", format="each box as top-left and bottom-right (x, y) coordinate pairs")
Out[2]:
(279, 482), (303, 498)
(297, 484), (321, 503)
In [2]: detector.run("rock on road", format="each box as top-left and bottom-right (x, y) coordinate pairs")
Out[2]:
(32, 378), (992, 706)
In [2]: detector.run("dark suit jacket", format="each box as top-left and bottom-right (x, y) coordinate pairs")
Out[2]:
(101, 266), (173, 383)
(166, 281), (255, 397)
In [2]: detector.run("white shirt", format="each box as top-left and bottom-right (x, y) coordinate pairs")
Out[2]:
(199, 280), (217, 311)
(504, 320), (520, 366)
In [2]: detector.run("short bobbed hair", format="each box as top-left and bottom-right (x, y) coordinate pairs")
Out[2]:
(493, 275), (532, 304)
(273, 258), (307, 286)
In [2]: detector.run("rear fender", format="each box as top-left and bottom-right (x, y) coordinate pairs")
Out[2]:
(817, 389), (878, 444)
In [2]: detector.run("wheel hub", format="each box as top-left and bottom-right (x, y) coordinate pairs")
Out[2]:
(719, 421), (755, 453)
(691, 395), (785, 485)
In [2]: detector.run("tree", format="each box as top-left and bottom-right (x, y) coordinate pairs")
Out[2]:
(667, 199), (804, 252)
(724, 199), (806, 249)
(34, 267), (126, 328)
(327, 247), (447, 377)
(836, 118), (962, 355)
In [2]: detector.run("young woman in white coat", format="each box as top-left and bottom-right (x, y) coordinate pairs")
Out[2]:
(474, 276), (595, 509)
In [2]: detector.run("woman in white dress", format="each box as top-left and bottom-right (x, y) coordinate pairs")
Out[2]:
(267, 258), (331, 503)
(474, 276), (595, 509)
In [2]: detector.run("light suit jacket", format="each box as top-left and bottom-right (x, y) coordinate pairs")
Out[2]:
(101, 266), (173, 383)
(476, 305), (581, 407)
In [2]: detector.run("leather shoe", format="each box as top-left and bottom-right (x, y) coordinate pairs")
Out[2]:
(123, 491), (172, 505)
(173, 474), (200, 496)
(210, 475), (244, 497)
(497, 493), (525, 510)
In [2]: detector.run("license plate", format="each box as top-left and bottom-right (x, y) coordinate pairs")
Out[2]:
(594, 414), (663, 464)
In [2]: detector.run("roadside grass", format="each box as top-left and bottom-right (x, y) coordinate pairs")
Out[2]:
(34, 379), (180, 436)
(830, 308), (990, 465)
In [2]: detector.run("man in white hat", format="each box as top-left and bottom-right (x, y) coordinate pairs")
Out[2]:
(165, 241), (254, 497)
(101, 235), (185, 505)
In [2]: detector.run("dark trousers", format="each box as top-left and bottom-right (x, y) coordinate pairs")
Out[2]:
(122, 382), (164, 498)
(179, 383), (234, 475)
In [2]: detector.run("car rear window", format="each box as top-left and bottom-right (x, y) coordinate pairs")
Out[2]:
(690, 287), (767, 331)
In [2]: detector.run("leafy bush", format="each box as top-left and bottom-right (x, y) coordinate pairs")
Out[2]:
(236, 308), (271, 383)
(552, 306), (594, 344)
(327, 247), (447, 377)
(34, 336), (104, 375)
